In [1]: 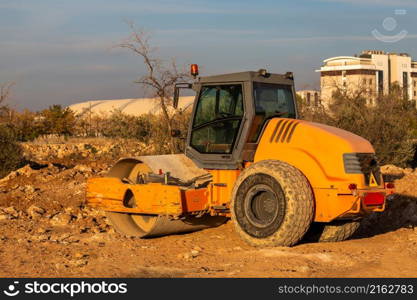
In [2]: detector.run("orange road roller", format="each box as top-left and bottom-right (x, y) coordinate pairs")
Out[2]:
(86, 67), (394, 246)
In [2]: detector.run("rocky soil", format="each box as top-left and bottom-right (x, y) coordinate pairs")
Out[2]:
(20, 137), (150, 163)
(0, 145), (416, 278)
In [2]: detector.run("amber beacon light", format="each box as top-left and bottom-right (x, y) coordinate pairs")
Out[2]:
(191, 64), (199, 77)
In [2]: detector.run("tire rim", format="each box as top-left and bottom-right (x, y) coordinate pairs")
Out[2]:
(244, 184), (280, 228)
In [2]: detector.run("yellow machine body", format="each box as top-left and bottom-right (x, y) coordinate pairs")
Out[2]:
(86, 70), (394, 243)
(86, 118), (391, 223)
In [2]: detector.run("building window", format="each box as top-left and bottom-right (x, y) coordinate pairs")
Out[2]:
(403, 72), (409, 98)
(363, 78), (367, 86)
(369, 79), (373, 85)
(378, 70), (384, 95)
(314, 93), (319, 106)
(306, 93), (311, 105)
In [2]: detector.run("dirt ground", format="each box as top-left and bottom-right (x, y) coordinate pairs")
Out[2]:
(0, 148), (416, 278)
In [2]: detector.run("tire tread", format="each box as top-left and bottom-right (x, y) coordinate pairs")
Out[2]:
(231, 160), (314, 247)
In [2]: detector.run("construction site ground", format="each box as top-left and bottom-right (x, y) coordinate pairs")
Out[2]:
(0, 142), (416, 278)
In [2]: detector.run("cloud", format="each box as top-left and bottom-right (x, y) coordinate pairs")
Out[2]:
(0, 0), (277, 16)
(262, 34), (417, 43)
(317, 0), (417, 8)
(86, 0), (279, 15)
(156, 28), (262, 35)
(0, 27), (264, 59)
(0, 37), (119, 57)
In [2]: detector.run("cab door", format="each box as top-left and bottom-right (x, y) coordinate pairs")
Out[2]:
(185, 83), (248, 169)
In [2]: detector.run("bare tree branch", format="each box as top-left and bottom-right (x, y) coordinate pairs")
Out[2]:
(118, 21), (190, 153)
(0, 82), (15, 105)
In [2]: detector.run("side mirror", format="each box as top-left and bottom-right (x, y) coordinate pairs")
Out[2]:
(173, 87), (180, 109)
(173, 83), (192, 109)
(171, 129), (182, 138)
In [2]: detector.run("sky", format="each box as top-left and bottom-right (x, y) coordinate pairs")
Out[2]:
(1, 0), (417, 111)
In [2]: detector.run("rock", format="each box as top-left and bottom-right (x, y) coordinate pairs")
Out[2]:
(36, 227), (49, 234)
(27, 205), (45, 219)
(72, 259), (88, 267)
(74, 252), (88, 259)
(0, 213), (9, 221)
(21, 185), (36, 194)
(70, 253), (89, 267)
(190, 250), (200, 257)
(74, 165), (92, 174)
(92, 227), (103, 234)
(50, 213), (72, 226)
(65, 235), (81, 244)
(2, 206), (19, 219)
(380, 164), (404, 175)
(79, 227), (90, 233)
(49, 233), (71, 242)
(0, 165), (35, 184)
(64, 207), (76, 214)
(193, 246), (202, 251)
(35, 234), (50, 242)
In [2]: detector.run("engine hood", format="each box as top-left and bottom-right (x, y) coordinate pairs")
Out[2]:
(254, 118), (375, 188)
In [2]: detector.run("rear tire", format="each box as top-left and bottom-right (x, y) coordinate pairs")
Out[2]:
(305, 220), (361, 242)
(231, 160), (314, 247)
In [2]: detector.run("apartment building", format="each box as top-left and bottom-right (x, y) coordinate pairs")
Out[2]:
(317, 50), (417, 106)
(296, 90), (321, 107)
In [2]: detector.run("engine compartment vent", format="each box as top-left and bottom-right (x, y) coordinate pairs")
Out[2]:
(270, 119), (300, 143)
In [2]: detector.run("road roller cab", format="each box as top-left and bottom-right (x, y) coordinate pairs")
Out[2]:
(86, 68), (394, 246)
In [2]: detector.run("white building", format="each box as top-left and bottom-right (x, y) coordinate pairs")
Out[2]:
(317, 50), (417, 106)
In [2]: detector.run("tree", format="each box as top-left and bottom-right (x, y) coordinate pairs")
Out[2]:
(13, 109), (42, 141)
(119, 21), (190, 153)
(0, 82), (23, 177)
(40, 105), (76, 136)
(0, 82), (15, 125)
(0, 125), (24, 178)
(0, 82), (15, 105)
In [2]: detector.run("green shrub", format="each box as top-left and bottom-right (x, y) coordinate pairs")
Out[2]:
(0, 125), (24, 178)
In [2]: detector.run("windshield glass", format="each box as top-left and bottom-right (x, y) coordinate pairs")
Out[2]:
(248, 82), (296, 142)
(191, 84), (244, 154)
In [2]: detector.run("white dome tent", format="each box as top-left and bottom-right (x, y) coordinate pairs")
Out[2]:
(68, 96), (195, 117)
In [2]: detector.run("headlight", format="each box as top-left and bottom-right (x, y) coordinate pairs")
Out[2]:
(343, 153), (381, 186)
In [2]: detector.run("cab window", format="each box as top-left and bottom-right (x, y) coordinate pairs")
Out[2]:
(191, 84), (244, 154)
(248, 82), (296, 143)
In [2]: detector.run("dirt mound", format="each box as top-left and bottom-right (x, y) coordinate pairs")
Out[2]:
(0, 162), (113, 240)
(20, 138), (152, 163)
(357, 165), (417, 237)
(381, 164), (415, 185)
